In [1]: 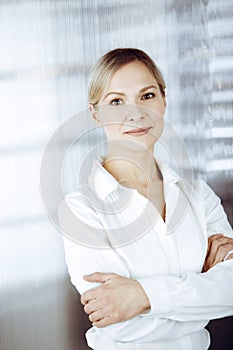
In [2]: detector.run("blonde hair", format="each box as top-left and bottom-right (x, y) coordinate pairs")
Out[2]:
(88, 48), (166, 106)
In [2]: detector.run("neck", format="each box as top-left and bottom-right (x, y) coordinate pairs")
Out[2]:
(103, 147), (162, 189)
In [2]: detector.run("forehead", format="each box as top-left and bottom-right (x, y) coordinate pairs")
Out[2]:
(106, 61), (158, 91)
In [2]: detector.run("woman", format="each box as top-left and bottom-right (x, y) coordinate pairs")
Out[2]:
(59, 48), (233, 350)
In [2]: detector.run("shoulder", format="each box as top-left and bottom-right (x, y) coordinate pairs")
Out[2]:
(177, 177), (223, 222)
(61, 183), (102, 217)
(179, 177), (232, 236)
(178, 176), (217, 202)
(58, 184), (109, 247)
(59, 184), (103, 226)
(191, 178), (222, 207)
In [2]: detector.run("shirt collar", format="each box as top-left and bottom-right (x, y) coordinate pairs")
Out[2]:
(156, 158), (180, 186)
(88, 156), (180, 200)
(88, 157), (119, 200)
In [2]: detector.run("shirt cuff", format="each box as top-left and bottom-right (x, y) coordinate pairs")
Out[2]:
(137, 276), (173, 317)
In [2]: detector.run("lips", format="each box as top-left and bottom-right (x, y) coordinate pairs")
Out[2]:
(124, 127), (152, 136)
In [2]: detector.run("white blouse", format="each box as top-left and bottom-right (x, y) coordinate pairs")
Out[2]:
(59, 157), (233, 350)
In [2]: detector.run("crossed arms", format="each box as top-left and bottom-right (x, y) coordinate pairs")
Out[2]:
(60, 179), (233, 342)
(81, 234), (233, 328)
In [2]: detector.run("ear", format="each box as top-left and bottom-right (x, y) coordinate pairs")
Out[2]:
(89, 103), (101, 125)
(163, 96), (167, 107)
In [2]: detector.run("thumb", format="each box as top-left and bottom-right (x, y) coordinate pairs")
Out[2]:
(83, 272), (116, 283)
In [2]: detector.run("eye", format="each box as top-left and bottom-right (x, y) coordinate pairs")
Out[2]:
(110, 98), (124, 106)
(141, 92), (155, 100)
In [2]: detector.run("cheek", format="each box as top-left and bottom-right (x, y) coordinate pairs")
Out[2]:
(157, 117), (164, 138)
(156, 100), (166, 116)
(104, 125), (121, 138)
(145, 98), (166, 118)
(148, 107), (164, 125)
(147, 113), (164, 141)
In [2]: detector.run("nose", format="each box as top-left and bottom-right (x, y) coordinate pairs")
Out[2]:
(125, 105), (144, 122)
(126, 114), (144, 122)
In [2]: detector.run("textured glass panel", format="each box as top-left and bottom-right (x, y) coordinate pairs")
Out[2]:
(0, 1), (232, 350)
(206, 0), (233, 218)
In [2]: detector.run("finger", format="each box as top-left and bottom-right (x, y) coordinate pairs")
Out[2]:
(81, 286), (101, 305)
(92, 315), (112, 328)
(202, 234), (233, 272)
(207, 234), (224, 256)
(205, 238), (222, 269)
(89, 309), (106, 323)
(207, 236), (231, 259)
(211, 236), (233, 252)
(211, 243), (230, 267)
(208, 233), (224, 242)
(208, 235), (233, 247)
(216, 243), (233, 262)
(202, 262), (208, 273)
(83, 272), (116, 283)
(204, 236), (226, 271)
(84, 299), (102, 315)
(204, 241), (233, 271)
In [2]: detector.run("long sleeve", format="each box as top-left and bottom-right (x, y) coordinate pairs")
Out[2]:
(59, 176), (233, 343)
(59, 196), (206, 343)
(62, 235), (208, 343)
(138, 179), (233, 322)
(138, 259), (233, 322)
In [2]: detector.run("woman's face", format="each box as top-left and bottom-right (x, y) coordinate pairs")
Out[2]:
(91, 61), (166, 152)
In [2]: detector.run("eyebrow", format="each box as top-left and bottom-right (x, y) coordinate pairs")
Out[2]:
(103, 85), (158, 100)
(140, 85), (158, 93)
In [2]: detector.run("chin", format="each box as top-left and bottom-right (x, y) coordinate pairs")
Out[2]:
(122, 139), (157, 154)
(106, 133), (159, 154)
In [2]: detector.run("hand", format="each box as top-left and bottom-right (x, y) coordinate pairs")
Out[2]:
(81, 272), (150, 328)
(203, 234), (233, 272)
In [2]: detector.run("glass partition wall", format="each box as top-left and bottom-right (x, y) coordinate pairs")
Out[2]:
(0, 1), (232, 349)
